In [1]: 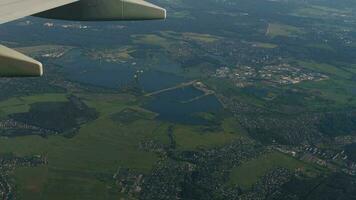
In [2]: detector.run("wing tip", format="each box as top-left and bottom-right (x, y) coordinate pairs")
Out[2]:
(36, 61), (44, 77)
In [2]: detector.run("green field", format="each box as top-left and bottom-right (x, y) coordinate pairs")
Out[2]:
(306, 43), (334, 51)
(229, 151), (323, 189)
(15, 45), (73, 57)
(299, 61), (352, 79)
(86, 46), (136, 62)
(252, 42), (278, 49)
(0, 92), (252, 199)
(132, 34), (171, 48)
(171, 11), (195, 19)
(266, 23), (304, 38)
(293, 5), (350, 19)
(182, 32), (221, 43)
(0, 93), (68, 117)
(0, 93), (170, 199)
(173, 118), (245, 150)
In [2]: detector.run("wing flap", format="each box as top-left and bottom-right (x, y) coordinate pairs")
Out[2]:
(0, 45), (43, 77)
(0, 0), (78, 24)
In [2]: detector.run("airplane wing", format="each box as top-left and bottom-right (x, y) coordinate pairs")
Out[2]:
(0, 0), (78, 77)
(0, 0), (78, 25)
(0, 0), (166, 77)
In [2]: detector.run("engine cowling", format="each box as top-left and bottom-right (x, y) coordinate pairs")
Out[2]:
(0, 45), (43, 77)
(34, 0), (166, 21)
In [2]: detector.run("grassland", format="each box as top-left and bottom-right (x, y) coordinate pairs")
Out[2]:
(292, 5), (350, 19)
(251, 42), (278, 49)
(299, 61), (352, 79)
(15, 45), (74, 57)
(0, 93), (169, 199)
(294, 61), (356, 109)
(266, 23), (304, 38)
(0, 91), (247, 199)
(86, 46), (136, 62)
(132, 31), (220, 50)
(284, 61), (356, 111)
(159, 31), (221, 44)
(298, 79), (356, 109)
(229, 151), (323, 189)
(0, 93), (68, 117)
(174, 126), (235, 150)
(182, 32), (221, 43)
(306, 43), (334, 51)
(172, 118), (245, 150)
(172, 11), (195, 19)
(132, 34), (171, 48)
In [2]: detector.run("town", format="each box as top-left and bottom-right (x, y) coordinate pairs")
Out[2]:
(214, 64), (328, 88)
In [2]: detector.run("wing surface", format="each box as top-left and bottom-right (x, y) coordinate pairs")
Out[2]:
(0, 0), (78, 24)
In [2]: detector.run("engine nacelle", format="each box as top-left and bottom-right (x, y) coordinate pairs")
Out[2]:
(0, 45), (43, 77)
(34, 0), (166, 21)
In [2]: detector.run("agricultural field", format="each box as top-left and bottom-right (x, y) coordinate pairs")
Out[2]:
(266, 23), (304, 38)
(229, 151), (323, 189)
